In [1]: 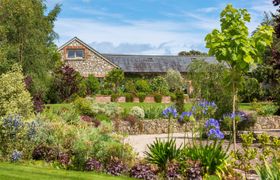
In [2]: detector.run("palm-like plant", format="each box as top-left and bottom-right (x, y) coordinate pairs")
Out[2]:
(145, 138), (181, 172)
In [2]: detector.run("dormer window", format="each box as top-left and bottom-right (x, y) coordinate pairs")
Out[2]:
(67, 49), (84, 59)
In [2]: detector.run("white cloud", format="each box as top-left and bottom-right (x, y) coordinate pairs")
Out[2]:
(197, 7), (219, 13)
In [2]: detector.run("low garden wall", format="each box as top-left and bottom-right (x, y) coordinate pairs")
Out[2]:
(114, 116), (280, 135)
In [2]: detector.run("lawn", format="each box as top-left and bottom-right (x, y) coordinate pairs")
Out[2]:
(0, 162), (132, 180)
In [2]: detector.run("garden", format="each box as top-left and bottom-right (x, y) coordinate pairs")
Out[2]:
(0, 1), (280, 180)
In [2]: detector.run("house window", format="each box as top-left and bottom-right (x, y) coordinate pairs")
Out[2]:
(67, 49), (84, 59)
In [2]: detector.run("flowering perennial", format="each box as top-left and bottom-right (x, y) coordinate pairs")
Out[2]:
(162, 107), (177, 118)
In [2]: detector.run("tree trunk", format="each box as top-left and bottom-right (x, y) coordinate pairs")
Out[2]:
(232, 81), (237, 152)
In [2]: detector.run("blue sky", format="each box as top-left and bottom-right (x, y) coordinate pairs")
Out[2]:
(46, 0), (277, 55)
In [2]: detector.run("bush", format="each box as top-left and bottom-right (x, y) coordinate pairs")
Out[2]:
(73, 97), (93, 116)
(85, 158), (102, 171)
(137, 92), (146, 103)
(129, 163), (157, 179)
(239, 77), (262, 102)
(165, 69), (184, 91)
(125, 93), (134, 102)
(105, 69), (124, 93)
(125, 80), (136, 94)
(48, 65), (83, 103)
(151, 76), (169, 95)
(175, 91), (185, 114)
(170, 93), (176, 102)
(129, 106), (145, 119)
(135, 79), (151, 93)
(154, 93), (162, 103)
(106, 158), (127, 176)
(0, 64), (33, 118)
(256, 160), (280, 180)
(144, 106), (164, 119)
(254, 103), (278, 116)
(111, 94), (119, 102)
(32, 145), (59, 162)
(145, 138), (181, 172)
(86, 75), (99, 94)
(78, 80), (87, 97)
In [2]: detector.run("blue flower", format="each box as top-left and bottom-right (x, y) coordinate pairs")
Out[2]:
(205, 118), (220, 129)
(162, 107), (177, 118)
(179, 111), (192, 123)
(11, 150), (22, 162)
(208, 128), (224, 139)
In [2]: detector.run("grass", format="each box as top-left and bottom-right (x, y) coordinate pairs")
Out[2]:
(0, 162), (132, 180)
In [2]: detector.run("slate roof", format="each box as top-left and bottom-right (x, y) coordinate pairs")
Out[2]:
(103, 54), (216, 73)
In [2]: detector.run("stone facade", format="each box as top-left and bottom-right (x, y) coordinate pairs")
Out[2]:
(254, 116), (280, 130)
(59, 39), (116, 77)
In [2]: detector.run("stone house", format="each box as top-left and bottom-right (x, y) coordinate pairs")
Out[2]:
(58, 37), (216, 78)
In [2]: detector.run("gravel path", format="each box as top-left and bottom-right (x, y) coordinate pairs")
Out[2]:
(125, 130), (280, 157)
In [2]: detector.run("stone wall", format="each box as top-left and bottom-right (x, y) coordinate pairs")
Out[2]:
(254, 116), (280, 130)
(60, 39), (115, 77)
(114, 119), (189, 135)
(93, 95), (173, 104)
(113, 116), (280, 135)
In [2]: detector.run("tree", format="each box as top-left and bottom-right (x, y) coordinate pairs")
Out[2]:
(205, 4), (274, 150)
(105, 68), (124, 93)
(187, 59), (232, 118)
(0, 64), (33, 118)
(151, 76), (169, 95)
(165, 69), (184, 91)
(0, 0), (61, 97)
(178, 50), (208, 56)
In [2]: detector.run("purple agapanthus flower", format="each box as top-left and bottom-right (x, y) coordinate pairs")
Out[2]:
(162, 107), (177, 118)
(208, 128), (224, 139)
(205, 118), (220, 129)
(178, 111), (192, 123)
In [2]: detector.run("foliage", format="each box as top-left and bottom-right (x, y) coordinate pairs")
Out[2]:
(221, 111), (256, 131)
(48, 65), (83, 103)
(144, 106), (165, 119)
(129, 163), (157, 180)
(0, 65), (33, 118)
(165, 69), (184, 91)
(125, 93), (134, 102)
(154, 93), (162, 103)
(0, 115), (38, 159)
(136, 92), (146, 103)
(239, 77), (262, 102)
(187, 59), (232, 118)
(151, 76), (169, 95)
(124, 80), (136, 94)
(129, 106), (145, 119)
(135, 79), (151, 93)
(33, 92), (45, 113)
(0, 0), (61, 97)
(85, 158), (102, 172)
(183, 141), (229, 177)
(10, 150), (22, 162)
(175, 91), (185, 114)
(111, 94), (119, 102)
(105, 69), (124, 93)
(77, 80), (87, 97)
(106, 158), (127, 176)
(178, 50), (208, 56)
(86, 75), (99, 94)
(256, 160), (280, 180)
(32, 145), (58, 162)
(253, 103), (278, 116)
(73, 97), (93, 116)
(145, 138), (181, 172)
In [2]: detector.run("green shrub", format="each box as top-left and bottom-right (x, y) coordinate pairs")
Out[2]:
(105, 69), (124, 93)
(129, 106), (145, 119)
(86, 75), (99, 94)
(78, 80), (87, 97)
(125, 80), (136, 94)
(257, 104), (278, 116)
(170, 93), (176, 102)
(0, 64), (33, 118)
(135, 79), (151, 93)
(145, 138), (181, 172)
(239, 77), (262, 102)
(95, 114), (111, 122)
(154, 93), (162, 103)
(165, 69), (184, 91)
(144, 106), (165, 119)
(151, 76), (169, 95)
(183, 142), (229, 177)
(73, 97), (93, 116)
(136, 92), (146, 103)
(125, 93), (134, 102)
(111, 94), (119, 102)
(175, 91), (185, 114)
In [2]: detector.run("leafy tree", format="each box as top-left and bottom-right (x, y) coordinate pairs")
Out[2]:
(151, 76), (169, 95)
(135, 79), (151, 93)
(105, 68), (124, 93)
(187, 59), (232, 118)
(205, 4), (274, 150)
(178, 50), (208, 56)
(0, 0), (61, 97)
(165, 69), (184, 91)
(0, 64), (33, 118)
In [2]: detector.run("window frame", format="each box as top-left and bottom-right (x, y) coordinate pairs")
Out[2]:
(66, 49), (85, 59)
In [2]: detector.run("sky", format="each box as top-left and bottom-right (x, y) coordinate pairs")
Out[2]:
(46, 0), (277, 55)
